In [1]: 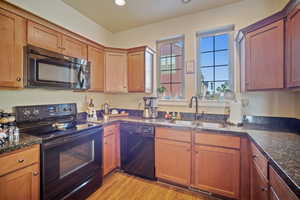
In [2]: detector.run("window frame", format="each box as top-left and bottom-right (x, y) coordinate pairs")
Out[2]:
(156, 35), (186, 100)
(196, 25), (235, 99)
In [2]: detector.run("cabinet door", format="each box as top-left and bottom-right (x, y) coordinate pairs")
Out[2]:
(128, 51), (145, 92)
(105, 52), (127, 93)
(103, 133), (116, 176)
(193, 145), (240, 199)
(245, 20), (284, 90)
(62, 35), (87, 59)
(115, 125), (121, 168)
(27, 21), (62, 53)
(155, 138), (191, 185)
(250, 163), (269, 200)
(145, 49), (154, 93)
(286, 6), (300, 88)
(0, 163), (39, 200)
(88, 46), (105, 91)
(0, 9), (26, 88)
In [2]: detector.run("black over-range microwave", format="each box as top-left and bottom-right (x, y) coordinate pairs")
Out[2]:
(24, 45), (90, 90)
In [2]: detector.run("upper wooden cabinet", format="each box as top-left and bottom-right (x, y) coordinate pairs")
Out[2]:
(88, 45), (105, 92)
(27, 20), (62, 53)
(61, 35), (87, 59)
(28, 21), (87, 59)
(286, 5), (300, 88)
(105, 49), (128, 93)
(245, 20), (284, 91)
(0, 8), (26, 88)
(127, 47), (154, 93)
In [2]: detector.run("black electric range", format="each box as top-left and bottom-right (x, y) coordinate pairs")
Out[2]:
(15, 103), (103, 200)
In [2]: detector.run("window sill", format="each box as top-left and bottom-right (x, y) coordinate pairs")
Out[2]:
(158, 99), (188, 107)
(158, 98), (231, 108)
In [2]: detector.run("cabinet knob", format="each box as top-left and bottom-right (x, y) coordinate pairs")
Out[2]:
(16, 77), (21, 82)
(186, 149), (191, 152)
(33, 172), (39, 176)
(252, 155), (257, 159)
(260, 187), (268, 192)
(194, 151), (199, 154)
(17, 159), (24, 163)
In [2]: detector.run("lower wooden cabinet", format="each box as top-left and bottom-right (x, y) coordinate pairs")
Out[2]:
(193, 145), (240, 199)
(0, 163), (40, 200)
(155, 138), (191, 185)
(103, 124), (120, 176)
(250, 163), (269, 200)
(269, 166), (298, 200)
(0, 145), (40, 200)
(103, 133), (116, 176)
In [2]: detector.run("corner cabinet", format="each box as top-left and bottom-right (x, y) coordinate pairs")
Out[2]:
(244, 20), (284, 91)
(127, 47), (154, 93)
(104, 49), (128, 93)
(286, 5), (300, 88)
(0, 8), (26, 88)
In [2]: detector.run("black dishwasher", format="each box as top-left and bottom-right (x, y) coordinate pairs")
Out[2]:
(120, 122), (155, 180)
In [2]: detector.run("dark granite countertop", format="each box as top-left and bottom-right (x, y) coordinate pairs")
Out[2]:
(0, 133), (42, 155)
(2, 116), (299, 197)
(91, 117), (300, 196)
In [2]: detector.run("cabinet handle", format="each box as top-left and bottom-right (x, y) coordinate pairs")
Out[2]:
(252, 155), (257, 159)
(194, 151), (199, 154)
(17, 159), (24, 163)
(260, 187), (268, 192)
(33, 172), (39, 176)
(16, 77), (21, 82)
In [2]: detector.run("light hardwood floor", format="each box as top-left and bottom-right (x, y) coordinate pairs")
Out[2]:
(88, 172), (218, 200)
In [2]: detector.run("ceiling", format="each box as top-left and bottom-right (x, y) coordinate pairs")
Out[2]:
(62, 0), (242, 33)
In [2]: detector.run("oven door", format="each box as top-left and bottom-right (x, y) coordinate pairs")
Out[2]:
(26, 50), (90, 90)
(41, 128), (102, 200)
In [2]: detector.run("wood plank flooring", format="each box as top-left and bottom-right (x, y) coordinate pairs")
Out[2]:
(88, 172), (218, 200)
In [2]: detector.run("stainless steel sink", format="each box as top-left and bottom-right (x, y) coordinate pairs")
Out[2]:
(169, 120), (194, 126)
(195, 121), (225, 128)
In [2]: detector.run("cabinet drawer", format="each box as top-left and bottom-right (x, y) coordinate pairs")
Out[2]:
(104, 124), (118, 137)
(156, 127), (191, 142)
(251, 142), (268, 179)
(194, 132), (240, 149)
(269, 166), (298, 200)
(0, 145), (39, 176)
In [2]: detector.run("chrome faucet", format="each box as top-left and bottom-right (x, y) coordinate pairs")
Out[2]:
(189, 96), (199, 120)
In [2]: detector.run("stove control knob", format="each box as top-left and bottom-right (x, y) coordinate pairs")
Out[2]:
(23, 110), (31, 117)
(33, 109), (39, 116)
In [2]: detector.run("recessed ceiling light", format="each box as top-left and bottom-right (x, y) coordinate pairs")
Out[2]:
(115, 0), (126, 6)
(182, 0), (191, 4)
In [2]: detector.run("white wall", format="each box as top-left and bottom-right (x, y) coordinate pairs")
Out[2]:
(1, 0), (296, 118)
(5, 0), (113, 46)
(108, 0), (296, 117)
(0, 89), (106, 113)
(0, 0), (113, 112)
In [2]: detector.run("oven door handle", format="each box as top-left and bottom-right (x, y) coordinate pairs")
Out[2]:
(42, 127), (102, 149)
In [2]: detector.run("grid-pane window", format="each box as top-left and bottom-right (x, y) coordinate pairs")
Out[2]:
(197, 31), (233, 97)
(158, 37), (184, 99)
